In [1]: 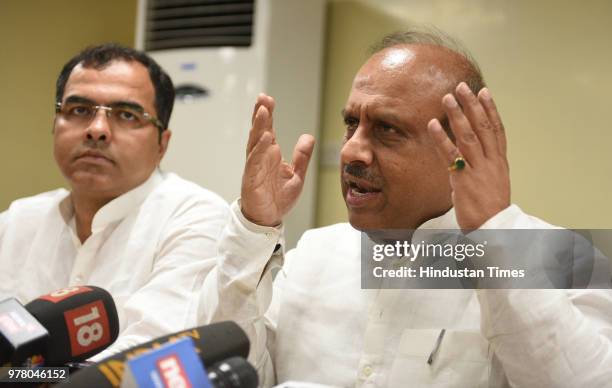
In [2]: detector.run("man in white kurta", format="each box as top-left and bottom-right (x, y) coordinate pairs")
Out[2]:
(212, 202), (612, 387)
(203, 30), (612, 387)
(0, 169), (228, 360)
(0, 43), (229, 360)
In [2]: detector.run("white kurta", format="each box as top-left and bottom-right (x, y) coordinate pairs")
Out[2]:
(205, 201), (612, 387)
(0, 170), (229, 360)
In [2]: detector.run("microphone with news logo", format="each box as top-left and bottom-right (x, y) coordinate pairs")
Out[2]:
(0, 285), (119, 367)
(57, 321), (251, 388)
(120, 337), (258, 388)
(0, 298), (48, 367)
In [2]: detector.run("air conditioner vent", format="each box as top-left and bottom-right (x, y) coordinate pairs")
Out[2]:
(145, 0), (254, 51)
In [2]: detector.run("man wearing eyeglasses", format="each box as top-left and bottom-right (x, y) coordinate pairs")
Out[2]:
(0, 43), (228, 359)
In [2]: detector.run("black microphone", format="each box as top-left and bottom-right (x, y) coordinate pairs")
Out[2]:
(1, 286), (119, 367)
(57, 321), (250, 388)
(25, 285), (119, 365)
(0, 298), (49, 366)
(207, 357), (259, 388)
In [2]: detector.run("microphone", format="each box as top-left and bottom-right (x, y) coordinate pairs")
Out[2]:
(120, 336), (258, 388)
(207, 357), (259, 388)
(57, 321), (250, 388)
(1, 285), (119, 367)
(120, 337), (212, 388)
(0, 298), (49, 366)
(25, 285), (119, 365)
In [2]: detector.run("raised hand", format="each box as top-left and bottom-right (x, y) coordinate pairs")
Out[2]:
(427, 82), (511, 230)
(240, 93), (316, 227)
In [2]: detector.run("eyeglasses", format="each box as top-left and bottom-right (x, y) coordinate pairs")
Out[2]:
(55, 101), (165, 132)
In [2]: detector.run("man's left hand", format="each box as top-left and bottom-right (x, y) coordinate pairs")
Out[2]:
(427, 82), (511, 230)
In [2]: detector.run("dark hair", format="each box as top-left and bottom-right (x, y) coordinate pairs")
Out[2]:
(55, 43), (175, 131)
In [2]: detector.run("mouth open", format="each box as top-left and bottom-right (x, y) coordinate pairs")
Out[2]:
(347, 180), (381, 196)
(345, 177), (382, 208)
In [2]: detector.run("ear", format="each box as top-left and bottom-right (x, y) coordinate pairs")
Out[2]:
(158, 129), (172, 160)
(51, 117), (58, 134)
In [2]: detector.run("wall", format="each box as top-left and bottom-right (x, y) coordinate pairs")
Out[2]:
(2, 0), (612, 232)
(0, 0), (137, 209)
(316, 0), (612, 229)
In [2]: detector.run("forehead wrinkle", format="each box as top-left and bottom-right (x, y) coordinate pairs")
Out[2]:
(353, 67), (421, 105)
(351, 77), (419, 112)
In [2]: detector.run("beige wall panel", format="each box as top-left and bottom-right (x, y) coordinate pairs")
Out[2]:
(317, 0), (612, 229)
(0, 0), (137, 210)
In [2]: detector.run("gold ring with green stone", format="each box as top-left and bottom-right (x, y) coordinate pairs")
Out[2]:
(449, 156), (466, 171)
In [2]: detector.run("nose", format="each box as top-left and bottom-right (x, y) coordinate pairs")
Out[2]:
(85, 108), (112, 143)
(340, 127), (374, 166)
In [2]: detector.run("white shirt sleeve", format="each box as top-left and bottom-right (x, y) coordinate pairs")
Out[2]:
(91, 196), (229, 361)
(476, 205), (612, 387)
(198, 200), (283, 387)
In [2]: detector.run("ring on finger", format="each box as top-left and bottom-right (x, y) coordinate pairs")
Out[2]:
(448, 156), (466, 171)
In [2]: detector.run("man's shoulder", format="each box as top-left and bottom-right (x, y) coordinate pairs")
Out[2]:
(482, 204), (559, 229)
(4, 188), (69, 215)
(298, 222), (360, 247)
(286, 223), (361, 276)
(154, 172), (228, 208)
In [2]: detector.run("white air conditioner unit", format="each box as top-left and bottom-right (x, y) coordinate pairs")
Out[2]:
(135, 0), (326, 246)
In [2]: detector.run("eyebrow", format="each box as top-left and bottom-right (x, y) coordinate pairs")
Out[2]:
(110, 101), (145, 113)
(63, 95), (145, 113)
(341, 108), (362, 121)
(63, 95), (95, 105)
(375, 111), (402, 124)
(340, 107), (402, 124)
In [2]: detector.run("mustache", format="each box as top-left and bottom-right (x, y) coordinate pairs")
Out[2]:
(73, 145), (114, 162)
(343, 163), (382, 185)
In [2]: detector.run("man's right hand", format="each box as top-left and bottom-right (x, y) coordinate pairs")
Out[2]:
(240, 93), (316, 227)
